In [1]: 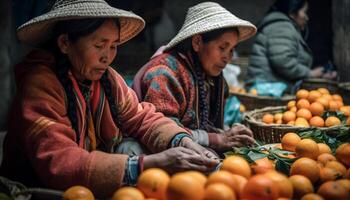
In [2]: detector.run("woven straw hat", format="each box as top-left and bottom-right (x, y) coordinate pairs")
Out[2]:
(164, 2), (257, 51)
(17, 0), (145, 47)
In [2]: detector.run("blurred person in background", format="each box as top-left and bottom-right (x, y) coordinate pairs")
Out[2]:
(245, 0), (337, 90)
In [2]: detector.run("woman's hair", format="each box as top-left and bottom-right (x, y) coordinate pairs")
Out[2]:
(43, 18), (121, 144)
(171, 27), (239, 53)
(269, 0), (307, 15)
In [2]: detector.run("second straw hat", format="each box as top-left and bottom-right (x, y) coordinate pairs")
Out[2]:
(165, 2), (257, 51)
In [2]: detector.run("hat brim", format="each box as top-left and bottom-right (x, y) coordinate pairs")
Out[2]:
(17, 3), (145, 47)
(164, 22), (256, 52)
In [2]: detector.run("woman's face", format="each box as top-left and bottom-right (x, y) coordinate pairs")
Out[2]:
(59, 19), (119, 81)
(193, 30), (239, 77)
(290, 2), (309, 30)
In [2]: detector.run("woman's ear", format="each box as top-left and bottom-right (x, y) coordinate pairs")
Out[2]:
(192, 34), (203, 52)
(57, 34), (70, 54)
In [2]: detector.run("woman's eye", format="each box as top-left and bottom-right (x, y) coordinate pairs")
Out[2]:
(95, 45), (103, 49)
(110, 45), (117, 50)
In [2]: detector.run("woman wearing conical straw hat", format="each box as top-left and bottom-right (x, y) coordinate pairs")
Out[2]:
(133, 2), (257, 154)
(0, 0), (219, 198)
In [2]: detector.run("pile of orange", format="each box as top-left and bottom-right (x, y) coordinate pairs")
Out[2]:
(63, 143), (350, 200)
(262, 88), (350, 127)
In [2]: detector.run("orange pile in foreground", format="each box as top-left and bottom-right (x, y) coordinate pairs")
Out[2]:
(63, 140), (350, 199)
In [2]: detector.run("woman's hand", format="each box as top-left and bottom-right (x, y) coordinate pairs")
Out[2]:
(308, 67), (324, 78)
(213, 124), (255, 151)
(143, 146), (219, 174)
(322, 71), (337, 80)
(179, 137), (219, 160)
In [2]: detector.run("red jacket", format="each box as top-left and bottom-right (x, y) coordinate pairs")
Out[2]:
(0, 50), (188, 198)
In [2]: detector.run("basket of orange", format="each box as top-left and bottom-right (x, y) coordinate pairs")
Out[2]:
(243, 88), (350, 144)
(229, 86), (294, 111)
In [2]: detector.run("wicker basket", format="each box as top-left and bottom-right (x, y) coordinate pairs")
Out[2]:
(243, 106), (346, 144)
(229, 92), (294, 111)
(338, 82), (350, 105)
(300, 78), (338, 94)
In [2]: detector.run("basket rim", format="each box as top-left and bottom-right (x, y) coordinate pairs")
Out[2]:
(229, 92), (295, 100)
(243, 106), (348, 130)
(303, 78), (338, 85)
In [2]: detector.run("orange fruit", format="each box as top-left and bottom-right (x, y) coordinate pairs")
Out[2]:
(63, 185), (95, 200)
(322, 94), (333, 101)
(294, 117), (310, 127)
(318, 88), (330, 95)
(287, 120), (295, 125)
(206, 171), (237, 194)
(137, 168), (170, 200)
(316, 97), (329, 109)
(309, 116), (325, 127)
(184, 171), (207, 187)
(309, 102), (325, 116)
(339, 106), (350, 116)
(275, 119), (283, 124)
(317, 153), (337, 166)
(325, 116), (341, 127)
(346, 117), (350, 125)
(296, 108), (312, 120)
(325, 161), (347, 176)
(204, 183), (236, 200)
(274, 113), (283, 122)
(328, 100), (340, 111)
(166, 173), (204, 200)
(287, 100), (296, 109)
(289, 175), (314, 198)
(283, 111), (296, 123)
(264, 171), (293, 199)
(308, 90), (322, 103)
(345, 168), (350, 179)
(281, 132), (301, 152)
(317, 181), (349, 200)
(319, 167), (342, 183)
(301, 193), (325, 200)
(250, 89), (258, 96)
(335, 143), (350, 167)
(336, 179), (350, 193)
(250, 157), (275, 174)
(262, 113), (274, 124)
(239, 104), (246, 112)
(332, 94), (343, 102)
(231, 174), (247, 199)
(289, 106), (297, 113)
(296, 89), (309, 100)
(112, 187), (144, 200)
(336, 100), (344, 108)
(317, 143), (331, 154)
(295, 139), (320, 159)
(290, 157), (320, 183)
(221, 155), (251, 178)
(242, 174), (279, 200)
(297, 99), (311, 109)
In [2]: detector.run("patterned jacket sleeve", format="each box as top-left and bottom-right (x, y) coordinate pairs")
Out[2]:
(108, 68), (189, 152)
(140, 64), (189, 125)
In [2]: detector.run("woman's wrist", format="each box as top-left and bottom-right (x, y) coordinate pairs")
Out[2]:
(143, 153), (161, 170)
